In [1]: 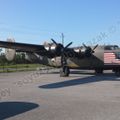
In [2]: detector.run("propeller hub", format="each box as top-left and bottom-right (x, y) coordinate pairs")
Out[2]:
(51, 38), (72, 56)
(55, 44), (64, 55)
(83, 43), (98, 57)
(85, 47), (92, 57)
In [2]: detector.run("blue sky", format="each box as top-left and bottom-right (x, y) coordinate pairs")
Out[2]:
(0, 0), (120, 46)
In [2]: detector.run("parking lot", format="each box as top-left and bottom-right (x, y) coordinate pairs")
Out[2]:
(0, 70), (120, 120)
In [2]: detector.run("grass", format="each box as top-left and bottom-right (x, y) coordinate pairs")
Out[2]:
(0, 64), (47, 73)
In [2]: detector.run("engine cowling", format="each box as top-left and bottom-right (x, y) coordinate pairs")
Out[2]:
(44, 41), (64, 56)
(5, 38), (16, 61)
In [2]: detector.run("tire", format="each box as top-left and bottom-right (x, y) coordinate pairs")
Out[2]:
(95, 68), (103, 74)
(60, 66), (70, 77)
(114, 68), (120, 76)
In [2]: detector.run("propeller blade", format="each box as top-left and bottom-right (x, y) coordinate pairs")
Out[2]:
(51, 38), (58, 45)
(93, 44), (98, 51)
(65, 42), (73, 49)
(82, 43), (88, 48)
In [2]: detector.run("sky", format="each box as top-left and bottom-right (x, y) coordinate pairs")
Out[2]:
(0, 0), (120, 46)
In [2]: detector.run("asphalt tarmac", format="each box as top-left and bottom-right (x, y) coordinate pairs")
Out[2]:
(0, 70), (120, 120)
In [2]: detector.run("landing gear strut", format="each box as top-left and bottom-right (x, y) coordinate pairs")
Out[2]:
(51, 39), (72, 77)
(60, 55), (70, 77)
(95, 68), (103, 74)
(60, 66), (70, 77)
(114, 68), (120, 76)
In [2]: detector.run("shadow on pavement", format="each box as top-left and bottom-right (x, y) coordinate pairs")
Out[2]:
(0, 101), (39, 119)
(39, 73), (120, 89)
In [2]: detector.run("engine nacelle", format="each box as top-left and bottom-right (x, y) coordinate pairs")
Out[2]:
(43, 42), (63, 56)
(74, 48), (81, 53)
(44, 42), (56, 51)
(5, 38), (16, 61)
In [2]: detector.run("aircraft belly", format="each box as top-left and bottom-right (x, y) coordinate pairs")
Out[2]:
(67, 46), (104, 69)
(68, 58), (103, 68)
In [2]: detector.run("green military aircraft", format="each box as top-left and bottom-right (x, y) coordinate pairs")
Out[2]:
(0, 38), (120, 77)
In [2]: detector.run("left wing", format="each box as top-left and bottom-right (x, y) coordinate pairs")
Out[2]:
(0, 40), (55, 58)
(0, 40), (95, 59)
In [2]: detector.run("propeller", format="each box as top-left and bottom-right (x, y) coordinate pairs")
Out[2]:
(51, 38), (72, 53)
(82, 43), (88, 48)
(82, 43), (98, 57)
(51, 38), (73, 66)
(65, 42), (73, 49)
(51, 39), (58, 45)
(92, 44), (98, 51)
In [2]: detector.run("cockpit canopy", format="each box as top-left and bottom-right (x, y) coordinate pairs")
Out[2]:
(104, 45), (119, 50)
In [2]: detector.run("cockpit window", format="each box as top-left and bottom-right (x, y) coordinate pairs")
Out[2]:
(115, 52), (120, 59)
(104, 45), (119, 50)
(114, 46), (119, 50)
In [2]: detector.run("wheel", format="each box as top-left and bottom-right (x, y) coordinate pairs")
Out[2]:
(95, 68), (103, 74)
(114, 68), (120, 76)
(60, 66), (70, 77)
(60, 68), (64, 77)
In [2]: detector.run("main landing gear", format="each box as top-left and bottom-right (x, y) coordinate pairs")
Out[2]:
(114, 68), (120, 76)
(95, 68), (103, 74)
(51, 39), (72, 77)
(60, 66), (70, 77)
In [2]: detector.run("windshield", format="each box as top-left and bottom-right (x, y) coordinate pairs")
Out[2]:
(104, 45), (119, 50)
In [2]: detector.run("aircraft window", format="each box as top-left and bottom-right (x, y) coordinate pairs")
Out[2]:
(111, 47), (114, 50)
(105, 46), (119, 50)
(116, 53), (120, 59)
(114, 46), (119, 50)
(104, 46), (111, 50)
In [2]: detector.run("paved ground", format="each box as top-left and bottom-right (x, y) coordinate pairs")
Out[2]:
(0, 70), (120, 120)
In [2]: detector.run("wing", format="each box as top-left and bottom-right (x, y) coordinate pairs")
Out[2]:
(0, 40), (55, 58)
(0, 40), (94, 59)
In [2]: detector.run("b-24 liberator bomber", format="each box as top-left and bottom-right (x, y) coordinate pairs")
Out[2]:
(0, 39), (120, 77)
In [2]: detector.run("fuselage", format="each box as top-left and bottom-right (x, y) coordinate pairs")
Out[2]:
(38, 45), (120, 70)
(26, 45), (120, 71)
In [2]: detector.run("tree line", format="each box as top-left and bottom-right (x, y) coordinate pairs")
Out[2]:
(0, 52), (29, 66)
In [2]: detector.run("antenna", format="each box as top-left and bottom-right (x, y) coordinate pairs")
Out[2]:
(61, 33), (64, 46)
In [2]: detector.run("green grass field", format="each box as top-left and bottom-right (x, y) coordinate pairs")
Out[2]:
(0, 64), (46, 73)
